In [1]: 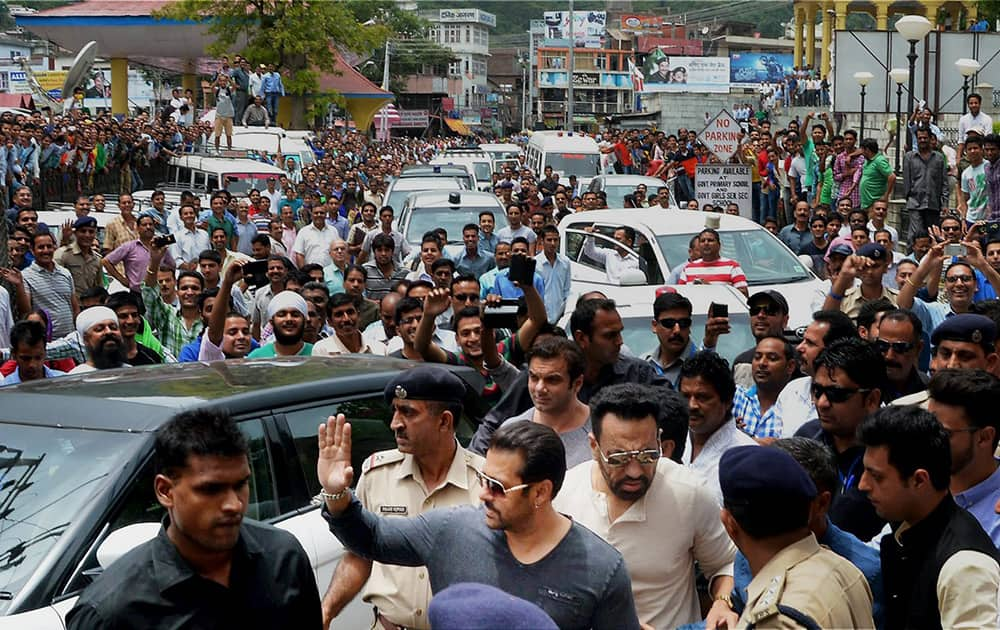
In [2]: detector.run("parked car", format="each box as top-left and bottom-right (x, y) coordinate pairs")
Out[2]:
(558, 208), (824, 328)
(588, 174), (678, 208)
(0, 357), (482, 629)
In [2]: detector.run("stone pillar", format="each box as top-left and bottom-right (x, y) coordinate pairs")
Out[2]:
(875, 0), (889, 30)
(821, 5), (833, 78)
(805, 3), (817, 68)
(794, 5), (805, 69)
(924, 1), (943, 27)
(110, 58), (128, 118)
(835, 0), (849, 29)
(965, 1), (978, 23)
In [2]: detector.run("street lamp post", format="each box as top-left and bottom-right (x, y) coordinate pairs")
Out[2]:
(890, 67), (910, 174)
(895, 15), (933, 148)
(955, 58), (981, 115)
(854, 71), (874, 140)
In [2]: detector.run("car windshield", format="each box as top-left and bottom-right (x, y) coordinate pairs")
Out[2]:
(0, 425), (143, 613)
(223, 173), (280, 196)
(471, 163), (491, 182)
(603, 185), (650, 207)
(622, 314), (756, 365)
(546, 153), (600, 177)
(405, 207), (509, 244)
(387, 178), (466, 210)
(656, 229), (811, 285)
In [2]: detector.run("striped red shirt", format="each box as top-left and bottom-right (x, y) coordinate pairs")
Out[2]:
(678, 257), (748, 289)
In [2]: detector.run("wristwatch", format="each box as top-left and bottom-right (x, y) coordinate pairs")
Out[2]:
(715, 594), (734, 609)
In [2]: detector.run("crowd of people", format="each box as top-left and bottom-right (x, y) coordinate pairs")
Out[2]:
(2, 77), (1000, 629)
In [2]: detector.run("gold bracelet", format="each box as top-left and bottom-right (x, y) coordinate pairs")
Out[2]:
(905, 278), (919, 289)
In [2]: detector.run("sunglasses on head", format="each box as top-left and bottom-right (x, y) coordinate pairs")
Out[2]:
(657, 317), (692, 329)
(873, 339), (916, 354)
(810, 383), (871, 403)
(475, 470), (532, 496)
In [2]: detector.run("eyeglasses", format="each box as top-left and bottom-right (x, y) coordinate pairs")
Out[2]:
(657, 317), (692, 329)
(810, 384), (872, 403)
(750, 304), (781, 316)
(452, 293), (479, 303)
(873, 339), (916, 354)
(598, 448), (661, 467)
(475, 470), (533, 496)
(945, 275), (974, 284)
(941, 225), (962, 232)
(942, 427), (980, 438)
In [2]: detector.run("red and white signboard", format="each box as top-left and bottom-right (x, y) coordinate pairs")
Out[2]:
(697, 109), (741, 162)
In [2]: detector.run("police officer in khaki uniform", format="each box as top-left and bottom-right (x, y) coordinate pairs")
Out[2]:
(720, 445), (876, 629)
(321, 366), (483, 630)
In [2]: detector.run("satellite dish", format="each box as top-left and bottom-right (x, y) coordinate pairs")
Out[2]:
(61, 40), (98, 99)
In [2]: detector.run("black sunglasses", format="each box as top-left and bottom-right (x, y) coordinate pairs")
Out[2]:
(657, 317), (692, 330)
(873, 339), (916, 355)
(750, 304), (781, 316)
(810, 384), (872, 403)
(452, 293), (479, 303)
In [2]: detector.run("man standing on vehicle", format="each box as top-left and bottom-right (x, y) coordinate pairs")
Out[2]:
(678, 228), (749, 297)
(320, 367), (483, 630)
(67, 409), (322, 628)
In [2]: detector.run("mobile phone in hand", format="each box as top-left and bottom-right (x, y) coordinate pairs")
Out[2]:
(709, 302), (729, 318)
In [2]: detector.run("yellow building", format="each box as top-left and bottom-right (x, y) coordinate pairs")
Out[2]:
(792, 0), (980, 78)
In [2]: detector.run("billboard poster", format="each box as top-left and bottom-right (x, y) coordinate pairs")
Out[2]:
(729, 52), (794, 84)
(620, 15), (661, 33)
(543, 11), (606, 48)
(641, 51), (730, 93)
(696, 164), (752, 218)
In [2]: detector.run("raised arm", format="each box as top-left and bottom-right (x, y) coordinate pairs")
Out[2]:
(898, 242), (944, 309)
(413, 288), (450, 364)
(514, 280), (547, 350)
(209, 261), (244, 345)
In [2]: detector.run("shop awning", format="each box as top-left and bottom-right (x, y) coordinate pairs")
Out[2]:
(443, 117), (470, 136)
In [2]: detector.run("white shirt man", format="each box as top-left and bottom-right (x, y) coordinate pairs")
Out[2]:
(292, 218), (338, 267)
(582, 232), (641, 283)
(554, 384), (737, 629)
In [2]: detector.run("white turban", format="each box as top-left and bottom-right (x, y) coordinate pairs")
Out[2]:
(267, 290), (309, 321)
(76, 306), (118, 338)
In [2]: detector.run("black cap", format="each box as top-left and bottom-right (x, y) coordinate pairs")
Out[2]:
(856, 242), (888, 261)
(747, 290), (789, 314)
(720, 445), (817, 504)
(384, 366), (467, 405)
(931, 314), (997, 351)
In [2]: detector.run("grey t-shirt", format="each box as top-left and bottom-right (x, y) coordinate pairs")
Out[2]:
(503, 409), (593, 469)
(323, 501), (639, 630)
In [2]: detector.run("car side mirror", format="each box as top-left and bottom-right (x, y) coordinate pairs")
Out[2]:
(797, 254), (814, 270)
(96, 522), (160, 569)
(619, 268), (647, 286)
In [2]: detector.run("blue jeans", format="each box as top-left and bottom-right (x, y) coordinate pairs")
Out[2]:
(760, 187), (779, 221)
(265, 93), (281, 119)
(751, 181), (762, 223)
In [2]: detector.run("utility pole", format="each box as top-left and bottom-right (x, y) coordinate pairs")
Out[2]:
(520, 53), (527, 131)
(527, 28), (534, 130)
(380, 40), (391, 141)
(566, 0), (574, 130)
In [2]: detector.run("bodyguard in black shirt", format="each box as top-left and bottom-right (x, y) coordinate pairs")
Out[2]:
(67, 409), (321, 629)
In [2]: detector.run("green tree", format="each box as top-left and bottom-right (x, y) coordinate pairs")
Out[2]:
(156, 0), (388, 128)
(344, 0), (455, 94)
(979, 0), (1000, 25)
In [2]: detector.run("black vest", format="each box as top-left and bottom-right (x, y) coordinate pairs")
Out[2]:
(880, 495), (999, 630)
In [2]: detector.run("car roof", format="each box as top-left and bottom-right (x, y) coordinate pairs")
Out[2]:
(403, 190), (503, 208)
(169, 154), (287, 174)
(558, 208), (760, 233)
(0, 357), (476, 432)
(400, 165), (469, 176)
(593, 175), (669, 186)
(390, 176), (466, 190)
